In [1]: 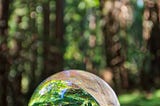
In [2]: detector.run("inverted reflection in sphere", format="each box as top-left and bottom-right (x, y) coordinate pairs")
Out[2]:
(28, 70), (120, 106)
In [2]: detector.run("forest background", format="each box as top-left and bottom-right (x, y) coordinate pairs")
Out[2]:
(0, 0), (160, 106)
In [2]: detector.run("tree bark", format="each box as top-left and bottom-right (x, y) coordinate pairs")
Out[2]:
(0, 0), (10, 106)
(42, 1), (50, 78)
(54, 0), (64, 72)
(100, 0), (131, 92)
(55, 0), (64, 42)
(42, 0), (64, 79)
(141, 0), (160, 92)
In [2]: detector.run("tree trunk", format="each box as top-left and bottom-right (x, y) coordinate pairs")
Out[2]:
(100, 0), (131, 92)
(0, 0), (10, 106)
(141, 0), (160, 92)
(53, 0), (64, 73)
(42, 0), (64, 79)
(100, 0), (121, 92)
(42, 1), (50, 78)
(55, 0), (64, 42)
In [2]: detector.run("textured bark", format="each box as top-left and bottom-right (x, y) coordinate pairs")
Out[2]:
(0, 0), (10, 106)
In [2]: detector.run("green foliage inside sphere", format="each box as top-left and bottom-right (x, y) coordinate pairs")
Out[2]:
(29, 80), (99, 106)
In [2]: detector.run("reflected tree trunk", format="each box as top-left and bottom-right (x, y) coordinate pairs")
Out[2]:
(0, 0), (10, 106)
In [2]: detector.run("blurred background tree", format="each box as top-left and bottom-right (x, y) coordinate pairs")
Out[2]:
(0, 0), (160, 106)
(0, 0), (10, 106)
(140, 0), (160, 94)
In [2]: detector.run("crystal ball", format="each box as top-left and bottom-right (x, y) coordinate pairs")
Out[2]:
(28, 70), (120, 106)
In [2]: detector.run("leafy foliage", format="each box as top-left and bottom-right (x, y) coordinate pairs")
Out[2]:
(1, 0), (160, 105)
(64, 0), (105, 70)
(29, 80), (99, 106)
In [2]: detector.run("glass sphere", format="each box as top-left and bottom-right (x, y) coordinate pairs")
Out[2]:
(28, 70), (120, 106)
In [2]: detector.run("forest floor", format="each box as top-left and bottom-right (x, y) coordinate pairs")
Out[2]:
(119, 89), (160, 106)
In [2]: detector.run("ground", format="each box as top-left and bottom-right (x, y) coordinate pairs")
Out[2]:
(119, 90), (160, 106)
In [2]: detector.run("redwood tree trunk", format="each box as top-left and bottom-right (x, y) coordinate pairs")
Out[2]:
(0, 0), (10, 106)
(100, 0), (122, 92)
(55, 0), (64, 42)
(54, 0), (64, 72)
(100, 0), (131, 92)
(42, 1), (50, 78)
(42, 0), (64, 79)
(141, 0), (160, 91)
